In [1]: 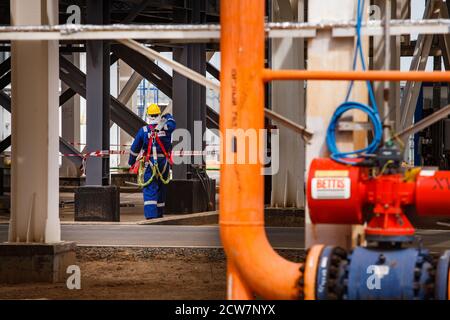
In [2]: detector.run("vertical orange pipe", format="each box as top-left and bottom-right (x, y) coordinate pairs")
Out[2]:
(220, 0), (302, 300)
(227, 261), (253, 300)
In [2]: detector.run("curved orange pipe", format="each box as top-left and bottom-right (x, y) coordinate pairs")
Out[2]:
(263, 69), (450, 82)
(220, 0), (302, 300)
(226, 260), (253, 300)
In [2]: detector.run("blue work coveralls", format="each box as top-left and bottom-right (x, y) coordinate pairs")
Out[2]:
(128, 114), (176, 219)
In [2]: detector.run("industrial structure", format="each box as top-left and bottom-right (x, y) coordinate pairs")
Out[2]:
(0, 0), (450, 300)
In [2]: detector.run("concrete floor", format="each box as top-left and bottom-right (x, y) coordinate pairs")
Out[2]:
(0, 223), (449, 252)
(0, 224), (303, 249)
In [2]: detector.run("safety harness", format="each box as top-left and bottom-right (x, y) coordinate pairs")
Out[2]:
(134, 121), (173, 188)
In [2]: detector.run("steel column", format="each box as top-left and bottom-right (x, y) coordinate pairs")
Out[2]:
(373, 0), (404, 131)
(60, 53), (80, 177)
(9, 0), (60, 243)
(172, 2), (207, 179)
(400, 0), (439, 130)
(270, 0), (306, 209)
(86, 0), (110, 186)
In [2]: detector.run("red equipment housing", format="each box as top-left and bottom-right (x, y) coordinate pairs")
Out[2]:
(307, 158), (450, 238)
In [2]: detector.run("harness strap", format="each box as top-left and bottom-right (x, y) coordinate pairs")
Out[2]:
(154, 133), (174, 166)
(145, 124), (173, 166)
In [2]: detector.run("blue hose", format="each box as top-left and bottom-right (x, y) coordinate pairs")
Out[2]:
(326, 0), (383, 164)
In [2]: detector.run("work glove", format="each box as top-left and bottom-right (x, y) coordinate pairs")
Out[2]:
(129, 162), (139, 174)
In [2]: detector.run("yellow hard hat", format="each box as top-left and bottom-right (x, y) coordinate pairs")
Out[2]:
(147, 103), (161, 116)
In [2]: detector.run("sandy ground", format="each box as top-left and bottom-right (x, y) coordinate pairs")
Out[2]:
(0, 247), (303, 300)
(0, 247), (227, 300)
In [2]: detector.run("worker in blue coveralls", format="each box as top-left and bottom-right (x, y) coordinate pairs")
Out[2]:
(128, 103), (176, 219)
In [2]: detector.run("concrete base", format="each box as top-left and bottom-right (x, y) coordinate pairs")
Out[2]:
(166, 178), (216, 214)
(75, 186), (120, 221)
(0, 241), (76, 283)
(111, 173), (137, 187)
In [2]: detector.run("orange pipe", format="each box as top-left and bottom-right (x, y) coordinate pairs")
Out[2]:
(226, 261), (253, 300)
(448, 268), (450, 300)
(220, 0), (302, 300)
(303, 245), (324, 300)
(263, 69), (450, 82)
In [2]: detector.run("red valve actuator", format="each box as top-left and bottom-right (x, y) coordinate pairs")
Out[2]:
(307, 158), (450, 227)
(307, 158), (367, 225)
(416, 170), (450, 217)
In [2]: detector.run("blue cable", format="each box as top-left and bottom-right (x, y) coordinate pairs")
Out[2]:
(327, 0), (383, 165)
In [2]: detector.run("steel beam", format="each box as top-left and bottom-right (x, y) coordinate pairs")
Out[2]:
(439, 1), (450, 70)
(112, 44), (172, 97)
(119, 39), (310, 138)
(59, 87), (76, 106)
(0, 76), (83, 167)
(396, 104), (450, 141)
(60, 55), (146, 137)
(0, 135), (10, 153)
(118, 39), (220, 92)
(2, 20), (450, 41)
(117, 61), (140, 166)
(0, 91), (10, 111)
(206, 107), (219, 130)
(0, 56), (10, 76)
(400, 0), (439, 130)
(122, 0), (153, 23)
(0, 132), (82, 169)
(112, 43), (220, 130)
(117, 71), (143, 105)
(58, 137), (83, 168)
(206, 62), (220, 79)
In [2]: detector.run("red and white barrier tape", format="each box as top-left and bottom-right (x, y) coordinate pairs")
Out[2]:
(60, 150), (128, 158)
(60, 149), (219, 158)
(68, 141), (133, 147)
